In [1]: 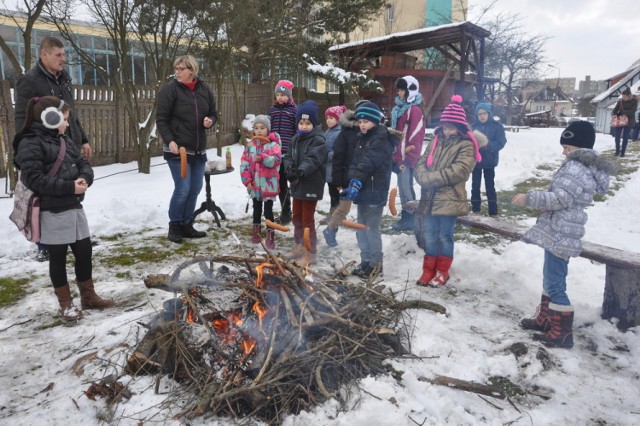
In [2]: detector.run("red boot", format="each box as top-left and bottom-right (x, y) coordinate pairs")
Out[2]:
(533, 303), (574, 349)
(252, 224), (261, 244)
(265, 229), (276, 250)
(416, 256), (437, 286)
(521, 293), (552, 332)
(428, 256), (453, 288)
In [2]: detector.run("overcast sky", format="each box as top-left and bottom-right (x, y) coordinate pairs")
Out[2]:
(469, 0), (640, 83)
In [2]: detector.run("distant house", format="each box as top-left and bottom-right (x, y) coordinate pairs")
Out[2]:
(591, 59), (640, 133)
(526, 86), (575, 117)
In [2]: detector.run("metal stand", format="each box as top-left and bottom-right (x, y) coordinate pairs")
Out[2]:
(193, 167), (234, 228)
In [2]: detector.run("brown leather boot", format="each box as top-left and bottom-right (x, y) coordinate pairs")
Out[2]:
(54, 284), (83, 321)
(77, 279), (115, 309)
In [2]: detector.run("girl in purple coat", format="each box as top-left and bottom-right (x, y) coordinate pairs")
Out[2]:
(240, 115), (282, 248)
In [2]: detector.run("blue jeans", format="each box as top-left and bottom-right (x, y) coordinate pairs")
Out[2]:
(614, 126), (631, 155)
(396, 166), (416, 205)
(423, 215), (457, 258)
(167, 156), (206, 224)
(471, 167), (497, 215)
(543, 250), (570, 306)
(356, 203), (385, 266)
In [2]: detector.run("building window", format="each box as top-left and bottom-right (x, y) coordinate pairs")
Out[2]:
(386, 4), (395, 22)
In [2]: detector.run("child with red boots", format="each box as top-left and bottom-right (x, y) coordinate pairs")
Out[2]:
(240, 115), (282, 249)
(414, 95), (485, 288)
(282, 100), (327, 264)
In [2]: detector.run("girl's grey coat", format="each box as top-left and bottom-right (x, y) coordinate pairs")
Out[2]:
(522, 149), (616, 259)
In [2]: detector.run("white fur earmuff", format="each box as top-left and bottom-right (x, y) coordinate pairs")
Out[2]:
(41, 100), (65, 129)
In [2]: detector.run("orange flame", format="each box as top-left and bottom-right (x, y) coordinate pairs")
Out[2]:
(185, 307), (197, 323)
(255, 263), (274, 288)
(252, 301), (267, 329)
(242, 336), (256, 356)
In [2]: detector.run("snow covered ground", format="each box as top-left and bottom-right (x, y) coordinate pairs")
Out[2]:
(1, 127), (639, 425)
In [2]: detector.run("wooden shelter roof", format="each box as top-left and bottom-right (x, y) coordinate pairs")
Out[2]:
(329, 21), (491, 58)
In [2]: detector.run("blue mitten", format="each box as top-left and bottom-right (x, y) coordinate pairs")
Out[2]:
(340, 179), (362, 201)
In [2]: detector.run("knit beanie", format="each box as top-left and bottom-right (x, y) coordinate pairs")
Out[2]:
(253, 114), (271, 132)
(395, 75), (420, 103)
(274, 80), (294, 99)
(295, 100), (320, 126)
(474, 102), (492, 118)
(427, 95), (482, 167)
(325, 105), (347, 121)
(354, 101), (382, 124)
(560, 120), (595, 149)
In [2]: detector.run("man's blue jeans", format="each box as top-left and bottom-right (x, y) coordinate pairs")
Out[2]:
(543, 250), (570, 306)
(423, 215), (457, 258)
(167, 156), (205, 224)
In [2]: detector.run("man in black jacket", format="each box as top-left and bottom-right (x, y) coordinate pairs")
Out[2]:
(15, 36), (91, 158)
(14, 36), (91, 262)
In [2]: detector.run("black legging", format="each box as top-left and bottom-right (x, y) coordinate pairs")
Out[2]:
(48, 237), (92, 288)
(252, 199), (274, 224)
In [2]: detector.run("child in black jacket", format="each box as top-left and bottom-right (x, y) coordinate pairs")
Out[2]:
(341, 102), (396, 278)
(282, 100), (327, 264)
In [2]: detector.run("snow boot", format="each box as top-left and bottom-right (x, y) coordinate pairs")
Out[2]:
(182, 222), (206, 238)
(252, 224), (262, 244)
(520, 293), (552, 332)
(277, 210), (292, 226)
(428, 256), (453, 288)
(392, 210), (415, 232)
(77, 279), (115, 309)
(533, 303), (574, 349)
(323, 227), (338, 247)
(357, 262), (383, 279)
(319, 207), (337, 225)
(168, 221), (183, 243)
(265, 229), (276, 250)
(36, 247), (49, 262)
(351, 262), (370, 277)
(286, 244), (305, 260)
(54, 284), (83, 321)
(416, 255), (437, 286)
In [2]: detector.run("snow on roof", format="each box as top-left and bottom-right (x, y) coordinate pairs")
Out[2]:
(592, 65), (640, 103)
(329, 22), (467, 52)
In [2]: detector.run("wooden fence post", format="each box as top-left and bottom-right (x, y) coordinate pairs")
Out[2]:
(602, 266), (640, 331)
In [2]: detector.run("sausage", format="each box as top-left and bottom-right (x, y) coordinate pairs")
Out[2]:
(341, 220), (367, 230)
(265, 220), (290, 232)
(303, 227), (312, 251)
(179, 147), (187, 178)
(389, 187), (398, 216)
(405, 145), (416, 153)
(252, 135), (271, 142)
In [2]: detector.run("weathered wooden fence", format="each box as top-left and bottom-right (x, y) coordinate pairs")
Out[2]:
(0, 79), (356, 187)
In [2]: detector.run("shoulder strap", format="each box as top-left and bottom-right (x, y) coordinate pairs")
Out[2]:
(48, 137), (67, 177)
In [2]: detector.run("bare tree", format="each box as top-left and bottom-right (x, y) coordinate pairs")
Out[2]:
(47, 0), (195, 173)
(477, 12), (547, 124)
(0, 0), (47, 76)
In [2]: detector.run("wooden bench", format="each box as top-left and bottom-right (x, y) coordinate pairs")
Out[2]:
(456, 215), (640, 331)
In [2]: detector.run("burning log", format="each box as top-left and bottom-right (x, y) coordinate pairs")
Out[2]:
(127, 254), (446, 424)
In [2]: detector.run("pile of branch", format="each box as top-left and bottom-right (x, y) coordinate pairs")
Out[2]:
(129, 250), (446, 423)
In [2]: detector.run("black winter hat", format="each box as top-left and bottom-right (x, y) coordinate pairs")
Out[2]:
(395, 78), (408, 91)
(560, 121), (595, 149)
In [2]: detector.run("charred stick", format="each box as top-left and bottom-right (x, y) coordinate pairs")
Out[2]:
(182, 293), (233, 363)
(314, 362), (332, 399)
(285, 287), (316, 324)
(418, 375), (506, 399)
(394, 299), (447, 315)
(252, 303), (280, 384)
(279, 287), (299, 327)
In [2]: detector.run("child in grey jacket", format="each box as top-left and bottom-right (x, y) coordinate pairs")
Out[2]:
(512, 121), (618, 349)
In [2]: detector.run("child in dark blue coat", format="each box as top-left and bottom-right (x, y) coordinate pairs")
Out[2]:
(471, 102), (506, 216)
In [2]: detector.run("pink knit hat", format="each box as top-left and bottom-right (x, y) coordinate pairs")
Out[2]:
(427, 95), (482, 167)
(325, 105), (347, 120)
